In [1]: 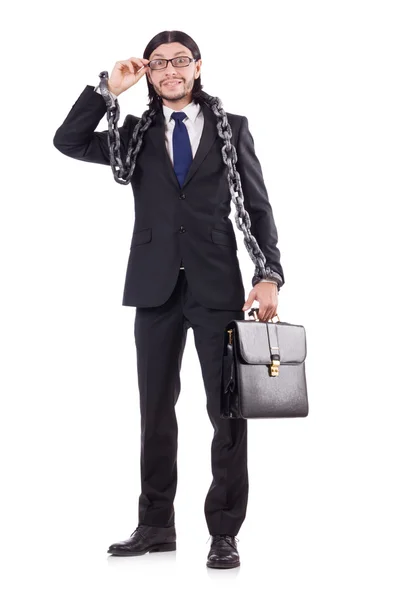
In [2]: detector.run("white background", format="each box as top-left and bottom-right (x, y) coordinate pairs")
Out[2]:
(1, 0), (396, 598)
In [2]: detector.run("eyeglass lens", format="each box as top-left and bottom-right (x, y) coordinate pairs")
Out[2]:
(150, 57), (191, 70)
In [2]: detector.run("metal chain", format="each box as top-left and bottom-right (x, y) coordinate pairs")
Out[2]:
(98, 70), (157, 185)
(97, 71), (283, 289)
(206, 95), (283, 289)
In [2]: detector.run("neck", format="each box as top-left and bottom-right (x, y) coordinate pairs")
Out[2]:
(162, 94), (193, 111)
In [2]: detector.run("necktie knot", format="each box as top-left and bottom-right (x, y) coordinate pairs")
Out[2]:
(171, 111), (188, 123)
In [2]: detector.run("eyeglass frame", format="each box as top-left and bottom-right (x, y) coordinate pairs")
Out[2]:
(147, 56), (198, 71)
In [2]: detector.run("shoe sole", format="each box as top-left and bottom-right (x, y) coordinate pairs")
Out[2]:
(108, 541), (176, 556)
(206, 560), (240, 569)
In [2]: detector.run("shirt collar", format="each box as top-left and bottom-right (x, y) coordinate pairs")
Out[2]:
(162, 99), (202, 124)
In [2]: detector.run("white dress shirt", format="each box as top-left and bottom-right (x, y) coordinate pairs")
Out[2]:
(94, 86), (276, 285)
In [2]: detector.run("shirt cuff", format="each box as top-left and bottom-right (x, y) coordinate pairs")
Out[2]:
(258, 279), (278, 285)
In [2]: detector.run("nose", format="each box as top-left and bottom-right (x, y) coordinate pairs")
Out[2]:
(163, 61), (180, 77)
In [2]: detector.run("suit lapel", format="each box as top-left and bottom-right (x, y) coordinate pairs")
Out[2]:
(149, 101), (218, 190)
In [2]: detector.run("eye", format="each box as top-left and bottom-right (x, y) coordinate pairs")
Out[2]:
(175, 57), (190, 66)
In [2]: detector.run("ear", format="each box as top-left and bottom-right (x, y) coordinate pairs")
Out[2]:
(195, 59), (202, 79)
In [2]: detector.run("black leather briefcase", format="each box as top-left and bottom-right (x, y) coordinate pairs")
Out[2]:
(221, 308), (308, 419)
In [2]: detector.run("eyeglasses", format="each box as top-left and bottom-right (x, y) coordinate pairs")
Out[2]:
(148, 56), (197, 70)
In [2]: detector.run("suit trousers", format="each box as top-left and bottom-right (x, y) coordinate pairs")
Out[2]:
(133, 268), (248, 536)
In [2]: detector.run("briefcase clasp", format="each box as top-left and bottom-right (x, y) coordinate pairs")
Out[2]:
(270, 359), (280, 376)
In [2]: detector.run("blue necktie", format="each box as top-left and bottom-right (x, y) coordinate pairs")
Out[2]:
(171, 112), (193, 187)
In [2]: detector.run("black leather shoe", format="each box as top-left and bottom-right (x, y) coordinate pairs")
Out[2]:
(206, 534), (240, 568)
(107, 524), (176, 556)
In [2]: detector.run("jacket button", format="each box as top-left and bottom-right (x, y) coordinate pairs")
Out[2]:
(179, 226), (186, 233)
(179, 193), (186, 199)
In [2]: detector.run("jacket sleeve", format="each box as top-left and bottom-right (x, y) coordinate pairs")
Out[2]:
(53, 84), (138, 166)
(235, 115), (285, 290)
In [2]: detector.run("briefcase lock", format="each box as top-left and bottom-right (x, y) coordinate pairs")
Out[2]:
(270, 359), (280, 377)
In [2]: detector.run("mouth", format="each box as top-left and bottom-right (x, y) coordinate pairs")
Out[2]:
(163, 80), (182, 87)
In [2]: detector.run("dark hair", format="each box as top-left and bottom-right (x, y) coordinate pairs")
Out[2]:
(143, 30), (204, 112)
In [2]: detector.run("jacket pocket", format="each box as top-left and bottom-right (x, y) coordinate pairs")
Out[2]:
(130, 227), (152, 247)
(211, 228), (237, 249)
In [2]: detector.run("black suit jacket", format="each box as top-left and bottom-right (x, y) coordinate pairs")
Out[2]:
(53, 85), (284, 310)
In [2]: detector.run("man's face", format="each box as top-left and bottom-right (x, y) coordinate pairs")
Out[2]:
(146, 42), (201, 103)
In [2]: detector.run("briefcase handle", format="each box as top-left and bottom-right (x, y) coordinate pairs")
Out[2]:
(248, 307), (280, 322)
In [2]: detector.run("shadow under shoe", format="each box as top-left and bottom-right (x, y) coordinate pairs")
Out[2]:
(206, 534), (240, 569)
(108, 524), (177, 556)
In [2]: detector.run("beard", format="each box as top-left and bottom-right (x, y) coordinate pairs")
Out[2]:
(153, 76), (194, 102)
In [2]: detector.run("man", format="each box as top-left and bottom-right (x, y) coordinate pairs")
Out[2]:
(53, 30), (285, 569)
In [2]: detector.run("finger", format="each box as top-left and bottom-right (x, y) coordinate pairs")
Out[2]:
(256, 303), (265, 320)
(264, 305), (277, 322)
(125, 58), (146, 73)
(137, 63), (151, 76)
(130, 59), (145, 74)
(135, 58), (150, 69)
(116, 60), (135, 74)
(258, 304), (268, 321)
(242, 290), (256, 310)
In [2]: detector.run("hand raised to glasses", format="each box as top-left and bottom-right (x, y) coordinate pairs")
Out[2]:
(107, 57), (150, 96)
